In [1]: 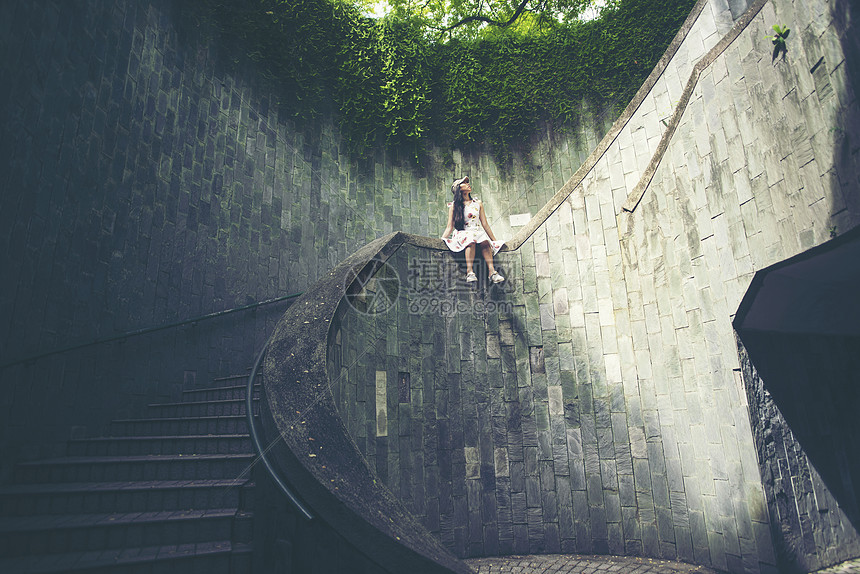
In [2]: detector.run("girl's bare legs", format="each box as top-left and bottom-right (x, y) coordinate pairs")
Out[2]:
(479, 241), (497, 275)
(464, 244), (476, 274)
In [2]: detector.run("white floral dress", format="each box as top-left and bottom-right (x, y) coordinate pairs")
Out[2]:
(443, 200), (505, 255)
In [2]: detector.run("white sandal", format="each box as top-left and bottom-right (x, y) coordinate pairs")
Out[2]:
(465, 271), (477, 282)
(490, 271), (505, 284)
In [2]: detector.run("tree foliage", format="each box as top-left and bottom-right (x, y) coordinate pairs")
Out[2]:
(362, 0), (602, 39)
(186, 0), (697, 163)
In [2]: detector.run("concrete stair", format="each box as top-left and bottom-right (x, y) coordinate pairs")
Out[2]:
(0, 375), (260, 573)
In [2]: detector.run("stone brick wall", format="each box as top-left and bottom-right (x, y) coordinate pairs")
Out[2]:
(0, 0), (610, 472)
(738, 333), (860, 572)
(2, 0), (858, 570)
(615, 0), (859, 568)
(330, 0), (860, 572)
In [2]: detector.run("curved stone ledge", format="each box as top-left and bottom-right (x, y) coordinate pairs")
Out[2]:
(497, 0), (773, 245)
(504, 0), (712, 250)
(262, 232), (473, 574)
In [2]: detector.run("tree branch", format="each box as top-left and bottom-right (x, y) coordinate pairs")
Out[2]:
(439, 0), (533, 33)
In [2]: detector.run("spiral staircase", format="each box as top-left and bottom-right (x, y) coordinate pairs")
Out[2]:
(0, 375), (258, 574)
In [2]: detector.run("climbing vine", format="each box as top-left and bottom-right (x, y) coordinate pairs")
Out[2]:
(184, 0), (697, 163)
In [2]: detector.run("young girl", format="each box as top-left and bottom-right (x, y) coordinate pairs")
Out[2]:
(441, 176), (505, 283)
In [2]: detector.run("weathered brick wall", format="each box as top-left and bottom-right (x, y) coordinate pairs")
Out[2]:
(330, 0), (860, 572)
(738, 333), (860, 572)
(0, 0), (610, 472)
(615, 0), (859, 569)
(605, 0), (858, 568)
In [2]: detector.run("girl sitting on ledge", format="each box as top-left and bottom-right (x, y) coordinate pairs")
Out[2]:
(441, 176), (505, 283)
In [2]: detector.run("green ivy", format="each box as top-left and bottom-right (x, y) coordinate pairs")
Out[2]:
(336, 15), (432, 157)
(183, 0), (697, 163)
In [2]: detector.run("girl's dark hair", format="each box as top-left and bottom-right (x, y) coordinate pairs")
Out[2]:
(452, 182), (466, 231)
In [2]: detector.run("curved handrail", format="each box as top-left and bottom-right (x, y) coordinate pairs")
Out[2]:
(1, 291), (304, 370)
(621, 0), (768, 212)
(245, 336), (314, 521)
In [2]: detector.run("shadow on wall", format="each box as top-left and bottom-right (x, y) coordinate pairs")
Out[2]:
(831, 0), (860, 233)
(331, 241), (687, 561)
(734, 226), (860, 572)
(737, 336), (860, 572)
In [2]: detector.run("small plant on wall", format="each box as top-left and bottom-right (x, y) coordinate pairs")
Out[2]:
(768, 24), (790, 62)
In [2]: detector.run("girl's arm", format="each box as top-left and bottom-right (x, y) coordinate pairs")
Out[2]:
(441, 203), (455, 239)
(478, 201), (497, 241)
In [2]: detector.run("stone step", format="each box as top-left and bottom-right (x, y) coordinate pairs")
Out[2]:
(109, 415), (251, 437)
(0, 508), (253, 557)
(0, 480), (254, 517)
(67, 435), (253, 457)
(212, 374), (250, 383)
(181, 384), (260, 402)
(14, 454), (255, 484)
(0, 540), (252, 574)
(0, 371), (260, 573)
(145, 399), (258, 418)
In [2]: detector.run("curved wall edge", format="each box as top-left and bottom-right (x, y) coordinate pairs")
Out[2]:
(262, 232), (473, 574)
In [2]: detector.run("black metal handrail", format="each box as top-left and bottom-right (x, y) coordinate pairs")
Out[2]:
(1, 292), (304, 370)
(246, 337), (314, 521)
